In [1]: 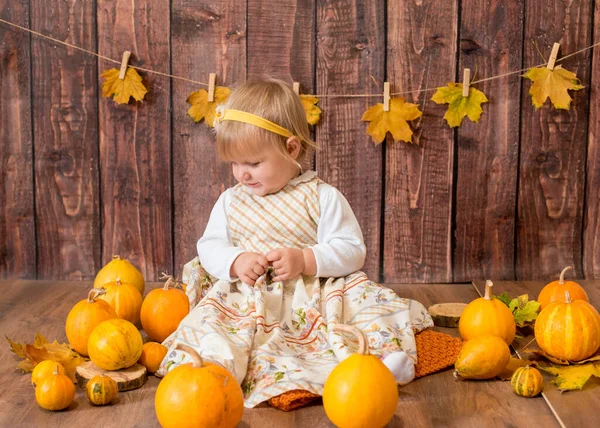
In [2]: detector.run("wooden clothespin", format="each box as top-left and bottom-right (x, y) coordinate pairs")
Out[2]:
(118, 51), (131, 80)
(293, 82), (300, 95)
(383, 82), (390, 112)
(208, 73), (217, 102)
(546, 42), (560, 70)
(462, 68), (471, 97)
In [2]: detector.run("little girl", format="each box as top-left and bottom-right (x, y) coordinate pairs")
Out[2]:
(157, 79), (433, 408)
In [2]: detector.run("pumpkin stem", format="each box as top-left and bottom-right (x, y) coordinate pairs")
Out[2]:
(160, 272), (184, 290)
(174, 343), (204, 368)
(87, 288), (107, 302)
(559, 266), (572, 284)
(565, 290), (572, 304)
(330, 324), (369, 355)
(112, 255), (122, 260)
(484, 280), (494, 300)
(116, 277), (122, 286)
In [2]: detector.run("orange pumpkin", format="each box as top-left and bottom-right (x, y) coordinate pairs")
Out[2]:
(140, 276), (189, 343)
(99, 278), (143, 325)
(86, 375), (118, 406)
(458, 280), (516, 345)
(155, 344), (244, 428)
(32, 360), (65, 388)
(454, 335), (511, 380)
(65, 288), (118, 356)
(537, 266), (589, 310)
(88, 318), (143, 370)
(322, 324), (398, 428)
(138, 342), (168, 373)
(535, 290), (600, 361)
(511, 365), (543, 397)
(95, 255), (145, 296)
(35, 367), (75, 411)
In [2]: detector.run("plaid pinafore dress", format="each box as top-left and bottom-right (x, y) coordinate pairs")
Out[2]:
(157, 171), (433, 408)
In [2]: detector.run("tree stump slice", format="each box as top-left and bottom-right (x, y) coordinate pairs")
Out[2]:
(76, 361), (147, 391)
(428, 303), (467, 328)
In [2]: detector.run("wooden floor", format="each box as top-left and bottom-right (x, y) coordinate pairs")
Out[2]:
(0, 279), (599, 427)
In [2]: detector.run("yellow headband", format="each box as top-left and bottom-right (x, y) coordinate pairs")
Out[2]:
(215, 109), (294, 138)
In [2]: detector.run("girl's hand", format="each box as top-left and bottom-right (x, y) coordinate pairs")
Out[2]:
(266, 248), (305, 282)
(231, 252), (269, 286)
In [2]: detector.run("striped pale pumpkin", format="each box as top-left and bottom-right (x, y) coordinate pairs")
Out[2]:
(511, 366), (543, 397)
(534, 291), (600, 361)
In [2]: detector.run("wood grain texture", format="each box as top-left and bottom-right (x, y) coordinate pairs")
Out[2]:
(316, 0), (385, 280)
(453, 1), (523, 282)
(0, 280), (561, 427)
(516, 0), (593, 280)
(384, 0), (457, 283)
(0, 1), (35, 279)
(583, 2), (600, 279)
(171, 0), (244, 275)
(473, 279), (600, 428)
(30, 0), (100, 280)
(97, 0), (172, 281)
(247, 0), (315, 173)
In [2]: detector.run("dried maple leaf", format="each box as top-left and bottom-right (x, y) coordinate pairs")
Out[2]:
(300, 95), (321, 125)
(522, 65), (584, 109)
(508, 294), (541, 327)
(187, 86), (231, 126)
(539, 363), (600, 391)
(101, 67), (148, 104)
(361, 98), (422, 144)
(6, 333), (86, 382)
(431, 83), (488, 128)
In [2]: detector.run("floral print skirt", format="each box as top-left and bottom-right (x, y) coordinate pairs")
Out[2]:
(156, 258), (433, 408)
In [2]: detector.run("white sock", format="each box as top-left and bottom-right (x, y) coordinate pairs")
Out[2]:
(382, 351), (415, 385)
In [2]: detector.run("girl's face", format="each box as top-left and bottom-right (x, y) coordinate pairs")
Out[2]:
(230, 145), (299, 197)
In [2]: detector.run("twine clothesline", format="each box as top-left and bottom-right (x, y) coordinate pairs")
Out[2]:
(1, 16), (598, 99)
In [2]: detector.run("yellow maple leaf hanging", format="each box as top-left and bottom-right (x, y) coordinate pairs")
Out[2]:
(361, 98), (422, 144)
(523, 65), (584, 109)
(431, 83), (488, 128)
(6, 332), (86, 382)
(101, 67), (148, 105)
(300, 95), (321, 125)
(187, 86), (231, 126)
(539, 362), (600, 391)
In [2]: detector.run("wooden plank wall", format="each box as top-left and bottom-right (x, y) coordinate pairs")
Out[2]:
(0, 0), (599, 283)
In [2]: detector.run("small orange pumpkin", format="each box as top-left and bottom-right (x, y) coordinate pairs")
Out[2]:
(65, 288), (118, 356)
(138, 342), (168, 373)
(511, 365), (543, 397)
(86, 375), (118, 406)
(94, 255), (145, 296)
(155, 344), (244, 428)
(454, 335), (511, 380)
(537, 266), (589, 310)
(88, 318), (143, 370)
(322, 324), (398, 428)
(35, 367), (75, 411)
(32, 360), (66, 388)
(99, 278), (143, 325)
(140, 275), (189, 343)
(535, 290), (600, 361)
(458, 280), (516, 345)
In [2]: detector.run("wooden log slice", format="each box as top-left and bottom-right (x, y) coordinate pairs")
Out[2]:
(428, 303), (467, 328)
(76, 361), (147, 391)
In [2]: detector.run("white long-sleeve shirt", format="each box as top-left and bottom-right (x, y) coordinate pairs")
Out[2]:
(197, 181), (366, 281)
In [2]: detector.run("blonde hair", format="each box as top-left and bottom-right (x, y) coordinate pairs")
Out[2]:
(215, 78), (317, 163)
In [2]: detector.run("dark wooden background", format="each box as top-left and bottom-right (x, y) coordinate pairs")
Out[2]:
(1, 0), (598, 283)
